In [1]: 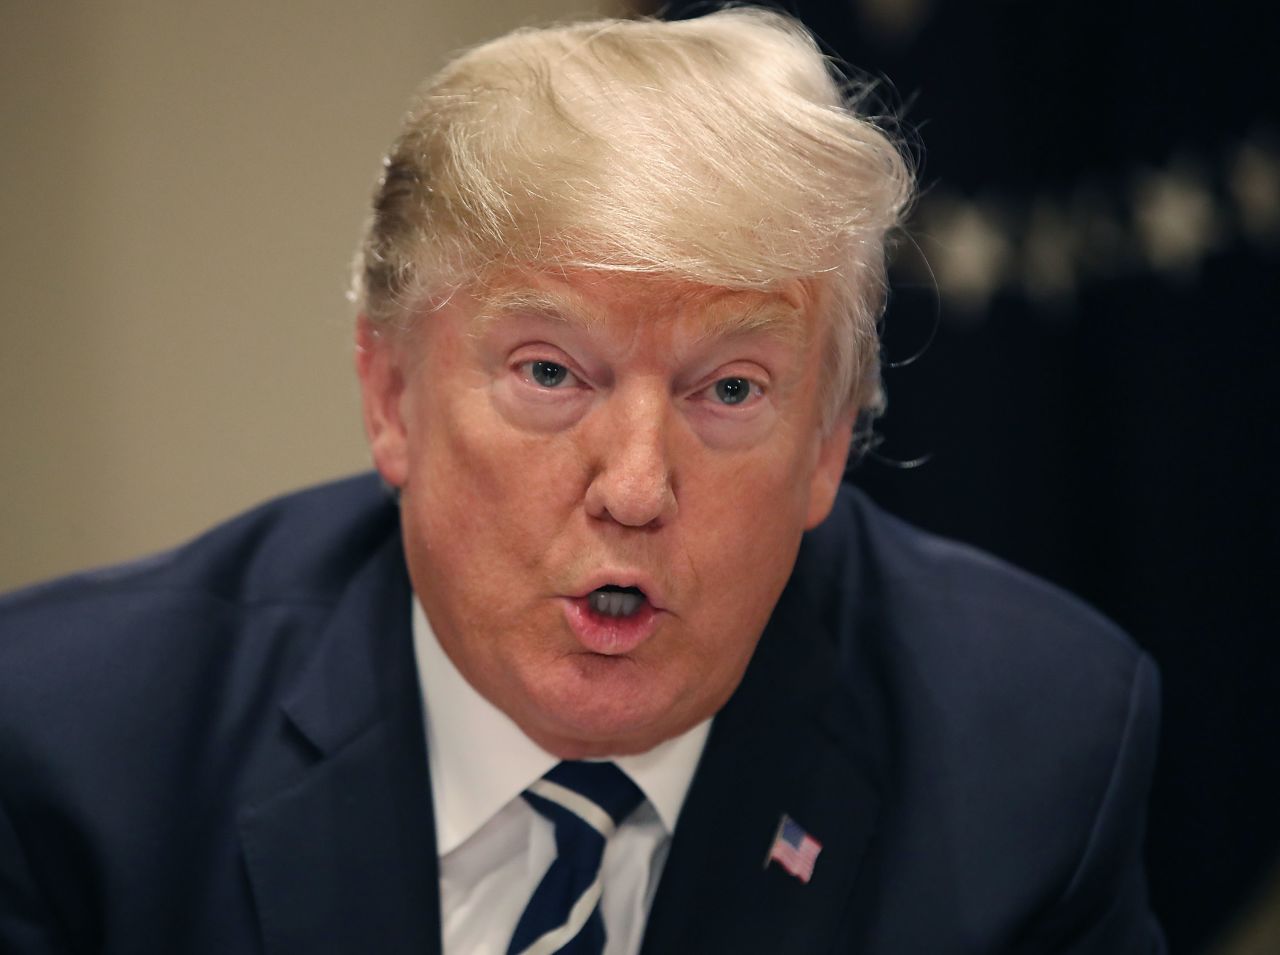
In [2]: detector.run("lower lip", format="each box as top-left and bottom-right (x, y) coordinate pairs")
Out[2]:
(562, 597), (661, 655)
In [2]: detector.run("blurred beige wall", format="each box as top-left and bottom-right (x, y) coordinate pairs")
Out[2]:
(0, 0), (619, 591)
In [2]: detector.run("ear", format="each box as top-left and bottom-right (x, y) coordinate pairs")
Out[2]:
(355, 315), (410, 488)
(804, 410), (856, 530)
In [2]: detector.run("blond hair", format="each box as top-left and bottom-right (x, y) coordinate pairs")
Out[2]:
(352, 7), (913, 431)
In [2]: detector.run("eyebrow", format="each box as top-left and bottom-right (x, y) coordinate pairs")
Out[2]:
(470, 285), (809, 345)
(470, 288), (602, 331)
(689, 298), (808, 346)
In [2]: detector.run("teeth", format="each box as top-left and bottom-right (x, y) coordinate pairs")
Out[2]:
(588, 589), (644, 617)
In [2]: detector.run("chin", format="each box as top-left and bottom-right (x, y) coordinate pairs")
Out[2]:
(519, 661), (693, 758)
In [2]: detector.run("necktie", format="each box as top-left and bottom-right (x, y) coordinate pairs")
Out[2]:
(507, 761), (644, 955)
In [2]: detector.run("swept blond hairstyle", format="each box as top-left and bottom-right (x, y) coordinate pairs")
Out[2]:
(352, 7), (913, 432)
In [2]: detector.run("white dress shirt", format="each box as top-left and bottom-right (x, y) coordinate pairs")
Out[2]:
(412, 600), (711, 955)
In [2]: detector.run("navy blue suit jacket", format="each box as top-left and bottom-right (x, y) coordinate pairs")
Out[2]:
(0, 474), (1163, 953)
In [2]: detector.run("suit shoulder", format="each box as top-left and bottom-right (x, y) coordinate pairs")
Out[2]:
(808, 491), (1162, 951)
(0, 473), (399, 709)
(819, 484), (1141, 668)
(0, 474), (400, 780)
(802, 485), (1155, 745)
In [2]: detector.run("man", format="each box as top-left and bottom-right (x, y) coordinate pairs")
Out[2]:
(0, 8), (1162, 954)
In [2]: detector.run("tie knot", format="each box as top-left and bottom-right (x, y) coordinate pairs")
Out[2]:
(524, 761), (644, 836)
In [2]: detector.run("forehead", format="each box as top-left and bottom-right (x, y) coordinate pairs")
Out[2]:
(466, 271), (819, 346)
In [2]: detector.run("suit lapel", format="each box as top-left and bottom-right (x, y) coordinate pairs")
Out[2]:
(640, 547), (885, 955)
(238, 534), (442, 955)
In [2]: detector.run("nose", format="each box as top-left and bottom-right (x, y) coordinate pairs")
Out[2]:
(583, 388), (678, 529)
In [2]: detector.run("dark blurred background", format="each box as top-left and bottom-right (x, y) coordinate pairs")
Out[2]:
(648, 1), (1279, 951)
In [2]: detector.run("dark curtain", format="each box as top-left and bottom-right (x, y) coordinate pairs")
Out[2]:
(651, 1), (1279, 950)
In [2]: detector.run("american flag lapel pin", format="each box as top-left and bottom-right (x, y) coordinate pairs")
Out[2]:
(764, 813), (823, 884)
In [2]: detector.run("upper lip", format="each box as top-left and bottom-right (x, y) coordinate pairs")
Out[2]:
(572, 571), (668, 612)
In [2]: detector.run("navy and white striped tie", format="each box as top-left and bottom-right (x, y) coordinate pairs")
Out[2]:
(507, 761), (645, 955)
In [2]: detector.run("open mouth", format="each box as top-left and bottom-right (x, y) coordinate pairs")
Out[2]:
(564, 582), (661, 655)
(586, 585), (647, 618)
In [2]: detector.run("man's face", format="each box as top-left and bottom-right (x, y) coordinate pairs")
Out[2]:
(358, 271), (853, 758)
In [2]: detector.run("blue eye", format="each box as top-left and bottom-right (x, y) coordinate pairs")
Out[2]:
(713, 377), (752, 405)
(529, 360), (570, 388)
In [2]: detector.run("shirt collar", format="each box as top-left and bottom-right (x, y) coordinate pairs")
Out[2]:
(412, 598), (710, 855)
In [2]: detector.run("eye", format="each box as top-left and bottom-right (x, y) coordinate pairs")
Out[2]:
(710, 376), (757, 405)
(524, 360), (577, 389)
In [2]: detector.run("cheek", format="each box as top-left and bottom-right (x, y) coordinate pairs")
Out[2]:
(403, 386), (582, 570)
(681, 431), (816, 543)
(677, 447), (811, 623)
